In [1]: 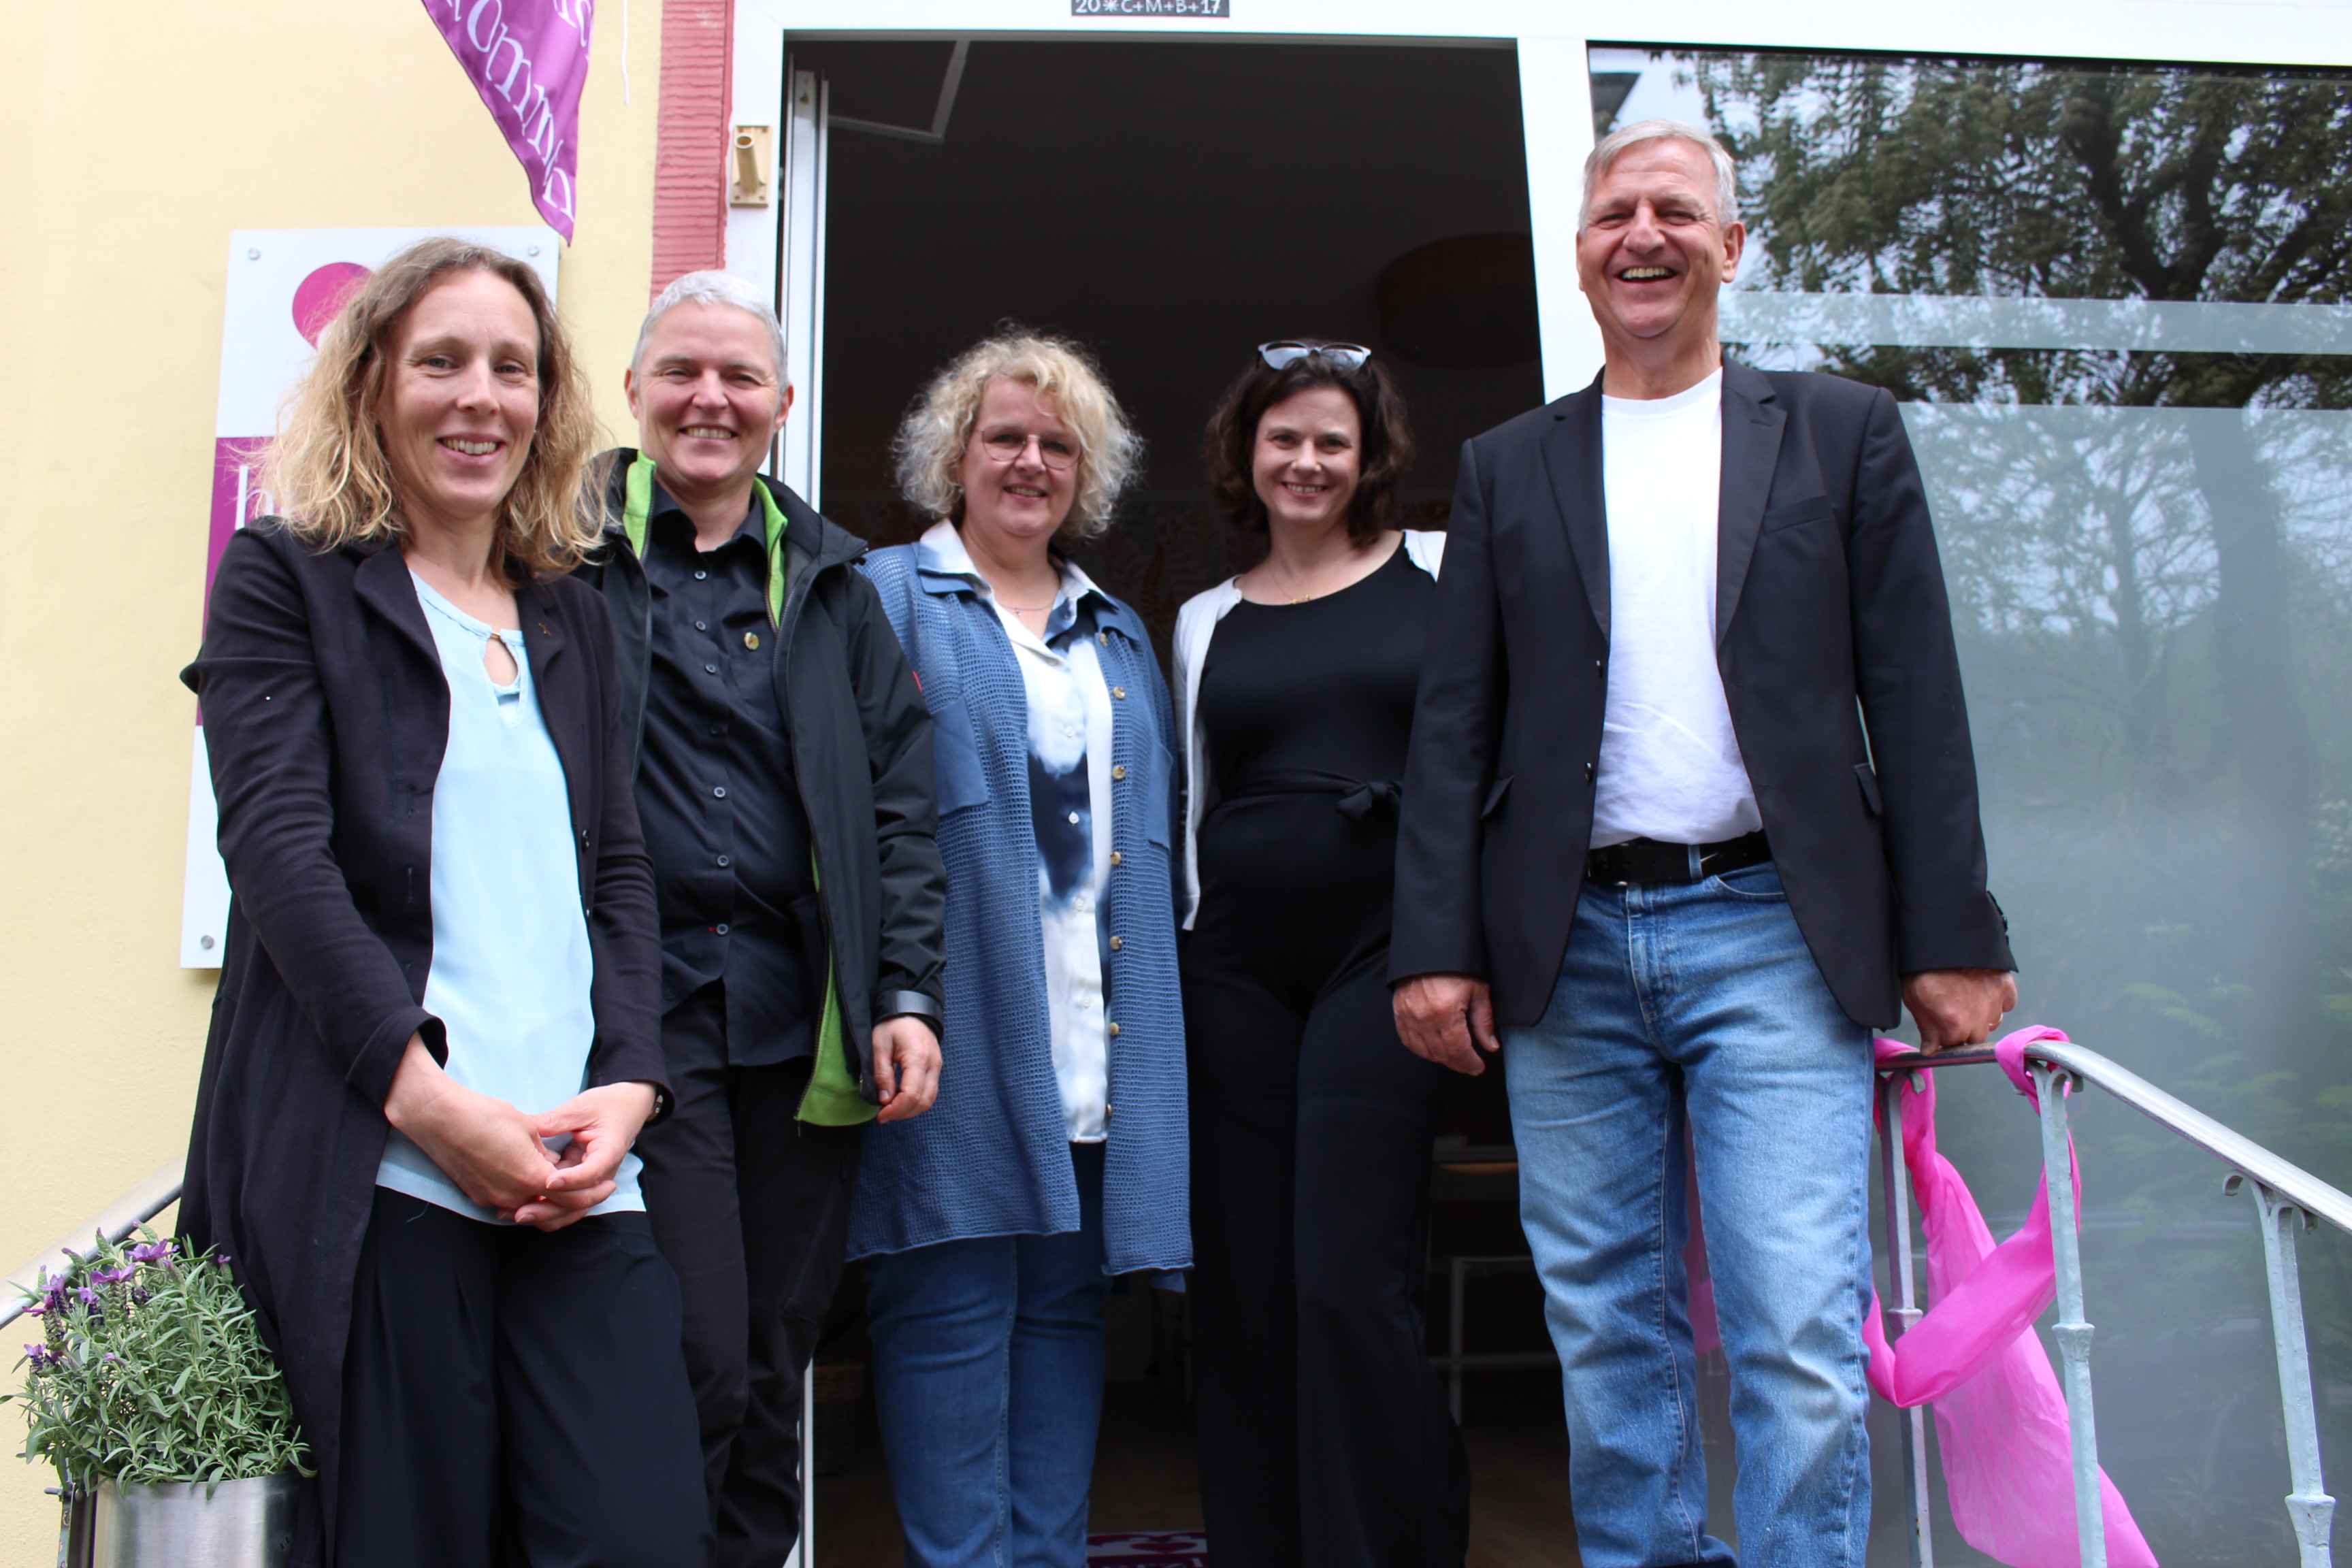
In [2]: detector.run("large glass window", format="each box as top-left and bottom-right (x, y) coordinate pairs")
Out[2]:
(1595, 46), (2352, 1564)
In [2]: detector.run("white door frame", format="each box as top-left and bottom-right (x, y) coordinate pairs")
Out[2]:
(725, 0), (2352, 402)
(713, 3), (2352, 1558)
(774, 67), (829, 503)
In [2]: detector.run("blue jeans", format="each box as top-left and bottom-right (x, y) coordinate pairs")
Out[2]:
(866, 1142), (1112, 1568)
(1505, 862), (1875, 1568)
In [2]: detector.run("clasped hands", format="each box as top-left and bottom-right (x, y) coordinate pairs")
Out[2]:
(385, 1016), (943, 1228)
(1393, 966), (2019, 1074)
(385, 1037), (655, 1230)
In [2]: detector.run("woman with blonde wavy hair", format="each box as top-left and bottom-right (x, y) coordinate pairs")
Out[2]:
(180, 237), (706, 1568)
(852, 329), (1188, 1568)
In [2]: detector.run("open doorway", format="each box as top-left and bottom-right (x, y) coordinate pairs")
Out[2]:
(788, 35), (1565, 1566)
(796, 35), (1546, 658)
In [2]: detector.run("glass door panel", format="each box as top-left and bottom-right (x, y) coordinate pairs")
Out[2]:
(1595, 46), (2352, 1564)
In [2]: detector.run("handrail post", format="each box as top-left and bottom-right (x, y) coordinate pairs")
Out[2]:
(2251, 1180), (2338, 1567)
(2034, 1060), (2107, 1568)
(1878, 1073), (1934, 1567)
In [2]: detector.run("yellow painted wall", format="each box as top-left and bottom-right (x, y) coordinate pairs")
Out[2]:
(0, 2), (664, 1554)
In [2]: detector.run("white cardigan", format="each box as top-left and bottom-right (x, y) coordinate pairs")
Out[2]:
(1171, 530), (1447, 928)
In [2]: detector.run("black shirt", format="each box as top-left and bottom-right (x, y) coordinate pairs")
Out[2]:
(633, 480), (819, 1064)
(1202, 544), (1431, 802)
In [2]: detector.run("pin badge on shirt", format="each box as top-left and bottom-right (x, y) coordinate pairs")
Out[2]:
(743, 632), (761, 650)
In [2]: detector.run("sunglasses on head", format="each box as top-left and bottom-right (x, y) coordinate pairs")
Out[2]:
(1256, 340), (1374, 372)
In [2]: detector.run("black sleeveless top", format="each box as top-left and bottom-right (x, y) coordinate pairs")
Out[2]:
(1200, 542), (1432, 813)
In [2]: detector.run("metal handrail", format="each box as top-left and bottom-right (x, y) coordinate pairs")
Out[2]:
(1, 1164), (184, 1330)
(1895, 1039), (2352, 1235)
(1878, 1038), (2344, 1568)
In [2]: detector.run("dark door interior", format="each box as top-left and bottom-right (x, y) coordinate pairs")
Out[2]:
(793, 37), (1564, 1563)
(796, 36), (1545, 662)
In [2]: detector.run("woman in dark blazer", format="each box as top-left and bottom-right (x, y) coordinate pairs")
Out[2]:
(181, 238), (704, 1568)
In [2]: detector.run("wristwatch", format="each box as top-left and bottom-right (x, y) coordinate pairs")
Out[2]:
(877, 990), (944, 1043)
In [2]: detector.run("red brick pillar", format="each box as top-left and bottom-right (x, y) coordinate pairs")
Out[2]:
(650, 0), (732, 294)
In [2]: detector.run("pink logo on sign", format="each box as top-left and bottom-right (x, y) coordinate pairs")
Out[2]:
(292, 263), (373, 346)
(208, 439), (275, 606)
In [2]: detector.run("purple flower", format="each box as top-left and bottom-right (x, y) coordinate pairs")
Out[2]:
(22, 1298), (45, 1318)
(127, 1241), (176, 1265)
(102, 1352), (120, 1364)
(89, 1267), (131, 1288)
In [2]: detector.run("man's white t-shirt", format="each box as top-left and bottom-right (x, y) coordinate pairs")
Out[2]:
(1590, 369), (1764, 849)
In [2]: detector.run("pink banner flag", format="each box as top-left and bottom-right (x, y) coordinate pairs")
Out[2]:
(422, 0), (594, 241)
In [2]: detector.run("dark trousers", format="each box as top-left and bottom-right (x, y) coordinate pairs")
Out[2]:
(336, 1189), (708, 1568)
(635, 982), (863, 1568)
(1183, 938), (1471, 1568)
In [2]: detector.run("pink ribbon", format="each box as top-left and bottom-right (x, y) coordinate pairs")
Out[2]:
(1864, 1026), (2159, 1567)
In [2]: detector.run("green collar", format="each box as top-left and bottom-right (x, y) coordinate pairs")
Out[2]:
(621, 455), (790, 623)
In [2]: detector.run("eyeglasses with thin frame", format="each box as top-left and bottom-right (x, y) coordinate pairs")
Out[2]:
(975, 427), (1081, 471)
(1257, 340), (1374, 372)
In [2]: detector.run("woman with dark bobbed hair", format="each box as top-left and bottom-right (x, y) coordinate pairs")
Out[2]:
(181, 238), (704, 1566)
(1175, 340), (1469, 1566)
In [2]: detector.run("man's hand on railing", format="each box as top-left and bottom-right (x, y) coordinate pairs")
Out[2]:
(1903, 968), (2020, 1054)
(384, 1035), (563, 1218)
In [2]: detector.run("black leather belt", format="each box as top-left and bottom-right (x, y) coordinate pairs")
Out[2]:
(1585, 830), (1771, 887)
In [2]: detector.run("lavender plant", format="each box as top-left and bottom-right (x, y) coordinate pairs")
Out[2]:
(12, 1228), (307, 1489)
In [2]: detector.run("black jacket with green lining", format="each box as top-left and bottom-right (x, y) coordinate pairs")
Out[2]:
(579, 449), (945, 1120)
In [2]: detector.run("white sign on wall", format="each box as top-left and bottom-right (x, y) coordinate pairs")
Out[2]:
(182, 227), (561, 968)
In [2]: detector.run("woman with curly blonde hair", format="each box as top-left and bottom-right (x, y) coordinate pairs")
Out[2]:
(853, 329), (1187, 1568)
(182, 237), (705, 1567)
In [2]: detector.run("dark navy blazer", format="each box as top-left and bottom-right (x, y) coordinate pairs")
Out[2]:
(1392, 363), (2014, 1029)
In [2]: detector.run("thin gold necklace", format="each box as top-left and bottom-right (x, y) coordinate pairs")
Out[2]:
(1267, 553), (1354, 604)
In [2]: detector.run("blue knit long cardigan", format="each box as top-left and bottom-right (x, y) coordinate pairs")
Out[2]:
(853, 542), (1190, 1275)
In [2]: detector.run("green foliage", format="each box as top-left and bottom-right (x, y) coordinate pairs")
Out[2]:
(11, 1229), (308, 1490)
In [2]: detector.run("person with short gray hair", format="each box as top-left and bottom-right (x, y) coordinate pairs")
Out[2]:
(578, 269), (947, 1568)
(1580, 116), (1741, 230)
(632, 270), (789, 385)
(1393, 120), (2016, 1565)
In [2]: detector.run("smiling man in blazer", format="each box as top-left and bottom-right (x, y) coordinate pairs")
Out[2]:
(1392, 120), (2017, 1567)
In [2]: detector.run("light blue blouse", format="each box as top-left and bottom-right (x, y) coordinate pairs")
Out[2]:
(374, 573), (644, 1223)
